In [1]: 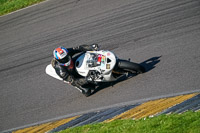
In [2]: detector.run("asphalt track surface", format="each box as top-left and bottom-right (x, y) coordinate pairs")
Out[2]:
(0, 0), (200, 131)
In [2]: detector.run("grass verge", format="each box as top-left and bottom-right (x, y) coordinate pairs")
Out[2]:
(0, 0), (45, 16)
(58, 111), (200, 133)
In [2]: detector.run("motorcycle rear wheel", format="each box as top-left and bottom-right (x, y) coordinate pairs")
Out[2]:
(117, 59), (145, 74)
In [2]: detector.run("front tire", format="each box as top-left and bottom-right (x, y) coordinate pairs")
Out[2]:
(82, 88), (91, 97)
(81, 84), (92, 97)
(117, 59), (145, 74)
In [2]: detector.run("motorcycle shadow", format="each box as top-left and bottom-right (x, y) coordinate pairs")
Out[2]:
(140, 56), (161, 73)
(90, 56), (161, 96)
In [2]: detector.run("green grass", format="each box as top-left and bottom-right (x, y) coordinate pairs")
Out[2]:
(58, 111), (200, 133)
(0, 0), (45, 16)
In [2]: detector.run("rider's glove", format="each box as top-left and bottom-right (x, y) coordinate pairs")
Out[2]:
(73, 44), (99, 51)
(91, 44), (99, 51)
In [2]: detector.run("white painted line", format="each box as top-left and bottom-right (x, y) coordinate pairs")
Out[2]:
(0, 0), (50, 18)
(2, 89), (200, 133)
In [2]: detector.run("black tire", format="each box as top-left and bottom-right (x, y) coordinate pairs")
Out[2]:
(117, 59), (145, 74)
(81, 87), (92, 97)
(83, 89), (91, 97)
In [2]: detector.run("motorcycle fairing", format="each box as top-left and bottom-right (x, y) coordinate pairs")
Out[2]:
(75, 50), (117, 82)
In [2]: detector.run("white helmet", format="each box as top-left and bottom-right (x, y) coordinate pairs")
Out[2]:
(53, 46), (71, 66)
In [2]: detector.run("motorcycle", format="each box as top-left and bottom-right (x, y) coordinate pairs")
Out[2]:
(45, 50), (145, 97)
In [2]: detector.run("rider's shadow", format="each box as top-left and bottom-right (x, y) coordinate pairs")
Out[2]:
(91, 56), (162, 95)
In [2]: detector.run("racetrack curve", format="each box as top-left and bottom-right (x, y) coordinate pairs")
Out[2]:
(0, 0), (200, 131)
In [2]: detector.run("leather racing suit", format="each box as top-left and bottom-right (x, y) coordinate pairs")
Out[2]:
(51, 44), (98, 93)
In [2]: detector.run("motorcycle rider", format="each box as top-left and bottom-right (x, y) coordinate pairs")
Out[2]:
(51, 44), (99, 95)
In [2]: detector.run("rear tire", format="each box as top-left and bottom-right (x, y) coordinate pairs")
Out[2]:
(117, 59), (145, 74)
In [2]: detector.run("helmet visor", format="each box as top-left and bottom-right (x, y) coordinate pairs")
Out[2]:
(58, 56), (71, 66)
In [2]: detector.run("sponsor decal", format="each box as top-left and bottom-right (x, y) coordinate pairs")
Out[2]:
(79, 71), (85, 74)
(106, 64), (110, 69)
(107, 52), (111, 56)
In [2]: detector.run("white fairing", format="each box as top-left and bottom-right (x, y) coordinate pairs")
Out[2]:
(75, 50), (117, 82)
(45, 50), (117, 82)
(45, 64), (63, 80)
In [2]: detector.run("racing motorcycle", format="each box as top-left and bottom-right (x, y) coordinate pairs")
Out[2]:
(45, 50), (145, 97)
